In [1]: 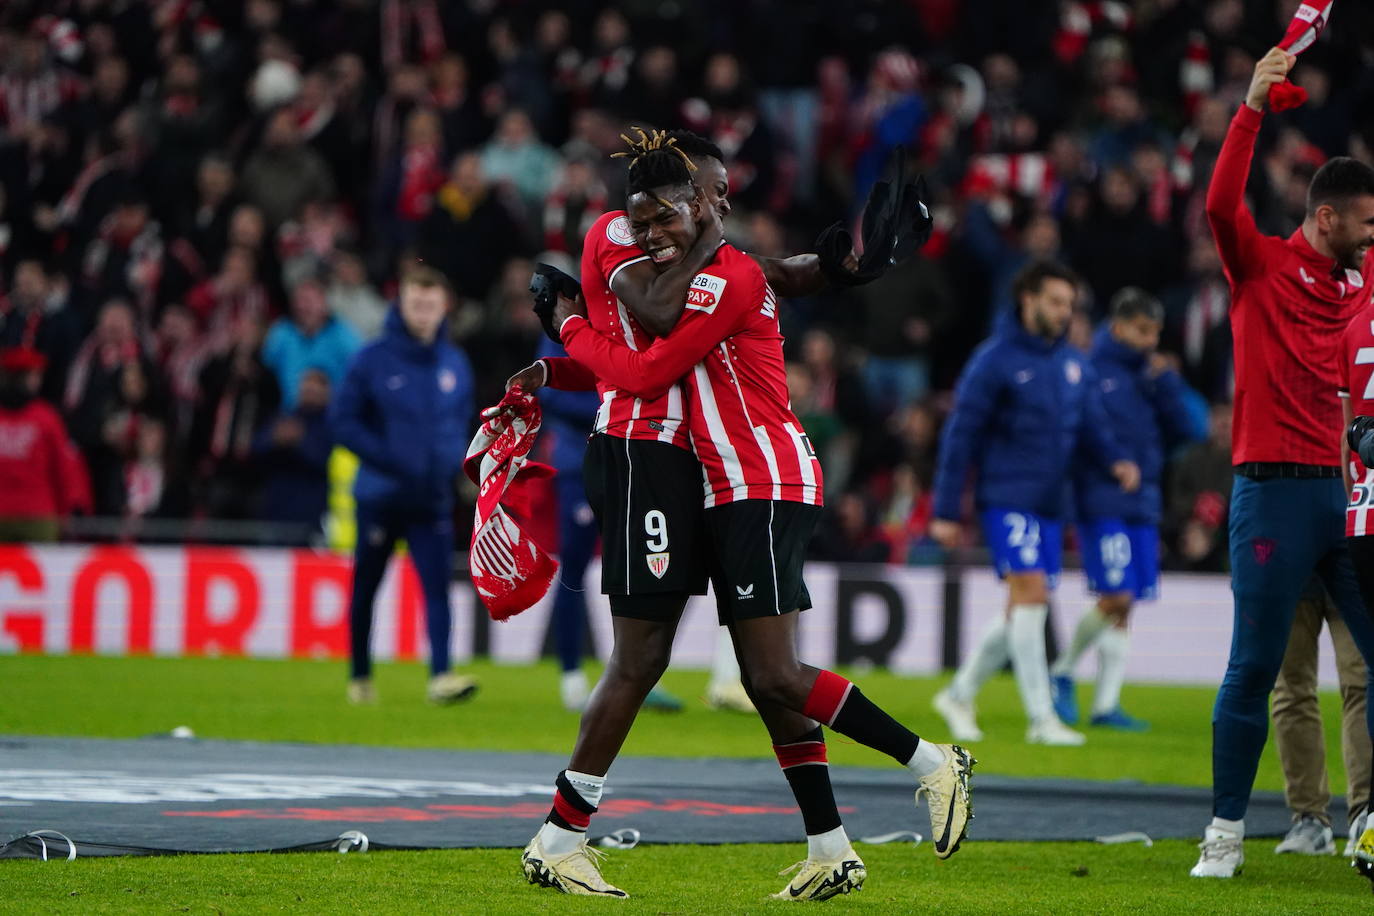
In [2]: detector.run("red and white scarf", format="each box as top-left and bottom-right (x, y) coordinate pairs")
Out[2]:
(1269, 1), (1334, 111)
(464, 387), (557, 621)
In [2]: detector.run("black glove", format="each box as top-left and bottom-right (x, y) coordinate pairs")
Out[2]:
(1348, 415), (1374, 466)
(815, 147), (934, 287)
(529, 263), (582, 343)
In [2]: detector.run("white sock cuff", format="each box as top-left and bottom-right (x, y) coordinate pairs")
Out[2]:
(1010, 603), (1048, 624)
(1210, 816), (1244, 838)
(564, 770), (606, 809)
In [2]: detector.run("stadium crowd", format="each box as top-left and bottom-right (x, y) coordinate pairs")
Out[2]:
(0, 0), (1371, 570)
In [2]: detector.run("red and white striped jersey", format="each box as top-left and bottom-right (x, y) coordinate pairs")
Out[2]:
(560, 210), (690, 449)
(562, 243), (823, 508)
(1339, 301), (1374, 537)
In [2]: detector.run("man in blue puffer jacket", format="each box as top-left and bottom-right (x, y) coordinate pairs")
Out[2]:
(332, 263), (478, 705)
(1051, 288), (1205, 732)
(930, 260), (1140, 747)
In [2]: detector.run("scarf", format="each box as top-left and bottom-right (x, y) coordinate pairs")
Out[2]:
(1269, 1), (1333, 112)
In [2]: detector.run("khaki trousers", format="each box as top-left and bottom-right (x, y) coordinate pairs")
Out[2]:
(1272, 591), (1371, 827)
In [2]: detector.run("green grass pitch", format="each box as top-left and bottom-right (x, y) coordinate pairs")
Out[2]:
(1, 655), (1369, 912)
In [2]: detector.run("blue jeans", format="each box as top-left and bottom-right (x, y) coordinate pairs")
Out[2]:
(1213, 475), (1374, 819)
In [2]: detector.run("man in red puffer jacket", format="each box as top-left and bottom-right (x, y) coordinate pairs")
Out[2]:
(0, 347), (82, 542)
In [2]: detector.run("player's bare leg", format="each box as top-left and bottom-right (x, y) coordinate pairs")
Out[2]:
(731, 611), (974, 859)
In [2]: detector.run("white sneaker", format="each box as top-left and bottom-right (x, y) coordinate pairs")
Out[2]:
(1345, 812), (1367, 858)
(560, 670), (589, 713)
(705, 679), (756, 714)
(1190, 825), (1244, 878)
(427, 671), (479, 704)
(346, 678), (376, 705)
(1025, 717), (1086, 746)
(932, 689), (984, 742)
(1274, 815), (1335, 855)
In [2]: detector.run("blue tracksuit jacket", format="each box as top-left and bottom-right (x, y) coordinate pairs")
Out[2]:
(933, 315), (1126, 521)
(1074, 326), (1206, 525)
(331, 307), (474, 514)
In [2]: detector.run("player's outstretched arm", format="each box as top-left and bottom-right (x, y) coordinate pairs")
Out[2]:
(1205, 47), (1292, 285)
(612, 202), (724, 337)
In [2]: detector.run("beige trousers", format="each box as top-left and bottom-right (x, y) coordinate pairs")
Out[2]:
(1272, 591), (1371, 827)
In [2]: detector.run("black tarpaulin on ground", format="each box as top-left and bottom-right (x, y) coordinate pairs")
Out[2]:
(0, 736), (1300, 858)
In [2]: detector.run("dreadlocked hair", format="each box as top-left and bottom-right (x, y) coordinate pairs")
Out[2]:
(664, 129), (724, 165)
(614, 127), (696, 204)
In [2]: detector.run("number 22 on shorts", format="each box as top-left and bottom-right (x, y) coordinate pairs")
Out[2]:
(644, 509), (670, 579)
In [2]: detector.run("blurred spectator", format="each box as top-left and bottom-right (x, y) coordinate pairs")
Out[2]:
(191, 315), (281, 519)
(855, 253), (954, 414)
(151, 303), (207, 436)
(810, 491), (890, 563)
(261, 277), (360, 408)
(480, 109), (561, 215)
(0, 29), (83, 138)
(186, 246), (271, 351)
(0, 347), (78, 542)
(879, 463), (935, 564)
(430, 53), (489, 155)
(121, 416), (186, 521)
(239, 108), (336, 230)
(1166, 403), (1234, 572)
(416, 152), (525, 302)
(62, 300), (167, 516)
(1, 258), (81, 402)
(1163, 236), (1230, 398)
(160, 153), (239, 306)
(1065, 166), (1175, 311)
(327, 250), (387, 342)
(80, 189), (162, 318)
(374, 106), (446, 260)
(542, 149), (607, 257)
(278, 199), (353, 291)
(253, 367), (332, 535)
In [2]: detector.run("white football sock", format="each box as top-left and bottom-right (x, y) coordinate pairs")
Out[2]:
(1092, 627), (1130, 715)
(1210, 816), (1244, 838)
(906, 739), (947, 780)
(808, 825), (851, 861)
(538, 770), (607, 857)
(707, 628), (741, 690)
(1050, 604), (1111, 677)
(948, 614), (1009, 704)
(564, 769), (606, 808)
(1008, 604), (1054, 724)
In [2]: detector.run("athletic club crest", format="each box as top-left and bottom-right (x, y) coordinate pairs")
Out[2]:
(1064, 359), (1082, 385)
(606, 215), (635, 246)
(646, 552), (670, 579)
(438, 368), (457, 393)
(1252, 537), (1277, 566)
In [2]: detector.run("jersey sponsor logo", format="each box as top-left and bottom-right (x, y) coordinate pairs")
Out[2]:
(606, 215), (635, 246)
(438, 368), (457, 393)
(646, 552), (670, 579)
(686, 273), (727, 313)
(1064, 360), (1082, 385)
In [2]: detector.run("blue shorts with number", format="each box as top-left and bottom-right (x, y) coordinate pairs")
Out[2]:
(980, 508), (1063, 586)
(1079, 519), (1159, 600)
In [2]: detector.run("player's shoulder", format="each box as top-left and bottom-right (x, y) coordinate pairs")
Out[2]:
(708, 243), (765, 285)
(584, 209), (635, 254)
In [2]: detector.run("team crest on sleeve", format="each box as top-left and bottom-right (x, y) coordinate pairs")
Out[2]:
(686, 273), (727, 313)
(438, 368), (457, 392)
(606, 215), (635, 246)
(646, 552), (670, 579)
(1064, 359), (1082, 385)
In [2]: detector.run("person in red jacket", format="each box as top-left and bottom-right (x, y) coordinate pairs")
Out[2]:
(1191, 47), (1374, 881)
(0, 347), (77, 542)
